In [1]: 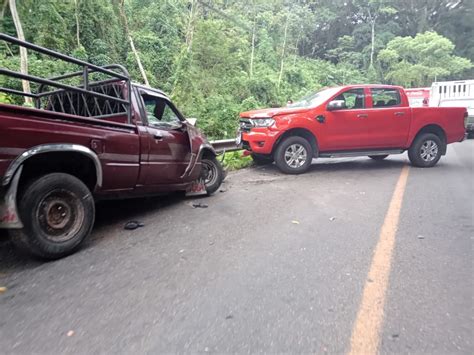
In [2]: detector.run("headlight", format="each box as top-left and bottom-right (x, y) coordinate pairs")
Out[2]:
(250, 118), (275, 127)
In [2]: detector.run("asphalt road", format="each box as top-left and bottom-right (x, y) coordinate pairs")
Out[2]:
(0, 140), (472, 354)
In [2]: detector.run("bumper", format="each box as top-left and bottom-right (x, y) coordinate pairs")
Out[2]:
(241, 129), (281, 155)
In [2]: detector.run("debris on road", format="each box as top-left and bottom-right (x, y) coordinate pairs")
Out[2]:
(329, 217), (336, 221)
(0, 286), (7, 293)
(291, 220), (300, 224)
(67, 330), (75, 337)
(417, 235), (425, 239)
(192, 202), (208, 208)
(225, 314), (234, 320)
(124, 221), (145, 230)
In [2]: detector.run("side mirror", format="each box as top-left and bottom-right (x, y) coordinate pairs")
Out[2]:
(186, 117), (197, 126)
(327, 100), (346, 111)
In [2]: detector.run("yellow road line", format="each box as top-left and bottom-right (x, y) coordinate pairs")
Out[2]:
(349, 165), (410, 355)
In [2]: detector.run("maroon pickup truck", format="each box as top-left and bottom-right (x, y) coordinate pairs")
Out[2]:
(0, 34), (223, 259)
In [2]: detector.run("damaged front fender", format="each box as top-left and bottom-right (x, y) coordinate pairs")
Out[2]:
(0, 165), (23, 229)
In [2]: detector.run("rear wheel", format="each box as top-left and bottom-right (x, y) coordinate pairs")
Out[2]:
(251, 153), (273, 166)
(274, 136), (313, 174)
(408, 133), (444, 168)
(369, 155), (389, 161)
(201, 156), (224, 195)
(10, 173), (95, 259)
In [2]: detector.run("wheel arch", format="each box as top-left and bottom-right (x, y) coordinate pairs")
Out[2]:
(411, 124), (447, 155)
(3, 144), (102, 190)
(273, 128), (319, 157)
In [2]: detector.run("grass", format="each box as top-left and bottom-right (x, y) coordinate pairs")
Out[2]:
(221, 150), (253, 171)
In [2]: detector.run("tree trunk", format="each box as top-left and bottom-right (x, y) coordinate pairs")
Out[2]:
(369, 8), (376, 69)
(1, 0), (8, 20)
(249, 15), (256, 78)
(8, 0), (32, 104)
(185, 0), (196, 52)
(370, 19), (375, 68)
(119, 0), (149, 86)
(277, 16), (289, 89)
(74, 0), (81, 47)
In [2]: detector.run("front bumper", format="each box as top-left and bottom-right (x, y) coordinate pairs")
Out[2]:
(241, 129), (281, 155)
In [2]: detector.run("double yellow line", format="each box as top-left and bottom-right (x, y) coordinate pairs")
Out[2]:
(349, 165), (410, 354)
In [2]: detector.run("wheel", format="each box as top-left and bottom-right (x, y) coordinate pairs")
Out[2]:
(369, 155), (389, 161)
(10, 173), (95, 259)
(408, 133), (444, 168)
(201, 156), (224, 195)
(274, 136), (313, 174)
(251, 153), (273, 166)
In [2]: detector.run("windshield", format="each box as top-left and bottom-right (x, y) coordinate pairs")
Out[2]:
(287, 87), (341, 108)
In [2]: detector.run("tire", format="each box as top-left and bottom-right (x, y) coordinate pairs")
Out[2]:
(251, 153), (274, 166)
(201, 156), (224, 195)
(10, 173), (95, 259)
(408, 133), (444, 168)
(369, 155), (389, 161)
(274, 136), (313, 174)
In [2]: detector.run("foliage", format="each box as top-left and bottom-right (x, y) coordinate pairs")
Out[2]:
(1, 0), (472, 138)
(222, 151), (253, 171)
(378, 32), (472, 87)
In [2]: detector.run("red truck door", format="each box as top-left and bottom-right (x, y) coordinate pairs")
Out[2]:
(323, 88), (370, 150)
(138, 93), (191, 184)
(366, 87), (411, 148)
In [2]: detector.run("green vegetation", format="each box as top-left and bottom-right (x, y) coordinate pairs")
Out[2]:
(1, 0), (472, 139)
(222, 151), (254, 171)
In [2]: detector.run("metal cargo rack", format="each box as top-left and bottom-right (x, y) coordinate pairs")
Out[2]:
(0, 33), (132, 123)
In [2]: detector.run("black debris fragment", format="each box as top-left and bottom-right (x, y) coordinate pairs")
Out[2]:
(124, 221), (145, 230)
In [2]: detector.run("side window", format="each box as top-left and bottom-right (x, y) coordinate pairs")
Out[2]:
(371, 88), (401, 108)
(333, 89), (365, 110)
(141, 94), (182, 129)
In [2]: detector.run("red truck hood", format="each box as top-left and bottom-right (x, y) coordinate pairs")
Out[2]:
(240, 106), (310, 118)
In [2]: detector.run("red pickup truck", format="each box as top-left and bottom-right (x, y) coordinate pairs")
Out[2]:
(0, 34), (223, 259)
(239, 85), (467, 174)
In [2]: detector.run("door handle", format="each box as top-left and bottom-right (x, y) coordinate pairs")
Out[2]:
(394, 112), (405, 116)
(316, 115), (325, 123)
(357, 113), (368, 118)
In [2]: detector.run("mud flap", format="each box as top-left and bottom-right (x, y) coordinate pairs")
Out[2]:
(185, 177), (207, 197)
(0, 166), (23, 229)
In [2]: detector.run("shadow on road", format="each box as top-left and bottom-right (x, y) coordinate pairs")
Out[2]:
(0, 193), (185, 273)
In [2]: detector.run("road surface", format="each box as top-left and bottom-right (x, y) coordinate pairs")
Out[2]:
(1, 140), (472, 354)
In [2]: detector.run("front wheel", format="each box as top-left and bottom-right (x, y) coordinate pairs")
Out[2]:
(201, 156), (224, 195)
(10, 173), (95, 259)
(274, 136), (313, 174)
(408, 133), (444, 168)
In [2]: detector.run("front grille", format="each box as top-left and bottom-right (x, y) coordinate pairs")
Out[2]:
(239, 119), (252, 133)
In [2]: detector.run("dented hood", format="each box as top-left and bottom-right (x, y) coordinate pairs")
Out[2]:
(240, 106), (311, 118)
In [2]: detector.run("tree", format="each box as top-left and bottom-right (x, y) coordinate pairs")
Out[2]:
(378, 31), (472, 87)
(119, 0), (149, 86)
(8, 0), (31, 104)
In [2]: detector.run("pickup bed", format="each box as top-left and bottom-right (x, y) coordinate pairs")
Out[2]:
(0, 34), (223, 259)
(239, 85), (468, 174)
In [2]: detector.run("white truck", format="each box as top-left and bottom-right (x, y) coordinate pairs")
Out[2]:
(430, 80), (474, 136)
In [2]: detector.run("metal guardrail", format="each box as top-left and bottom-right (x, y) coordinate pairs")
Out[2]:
(210, 138), (241, 153)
